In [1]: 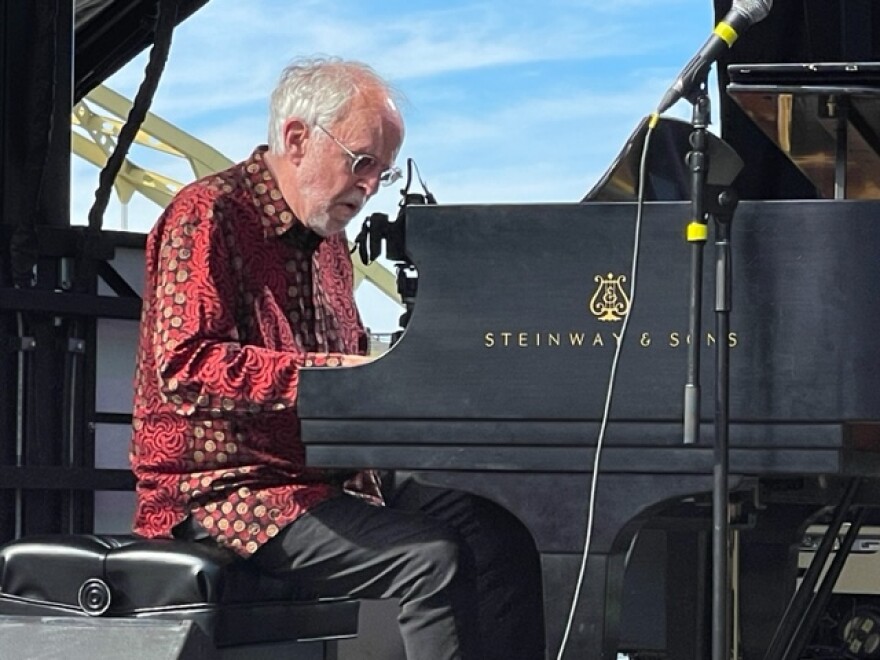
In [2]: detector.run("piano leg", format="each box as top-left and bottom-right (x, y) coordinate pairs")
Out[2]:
(541, 550), (628, 659)
(542, 512), (716, 659)
(411, 471), (725, 659)
(621, 526), (712, 659)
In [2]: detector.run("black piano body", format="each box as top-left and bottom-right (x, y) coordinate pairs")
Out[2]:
(299, 199), (880, 659)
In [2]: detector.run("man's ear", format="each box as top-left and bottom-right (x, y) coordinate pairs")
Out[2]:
(281, 118), (310, 160)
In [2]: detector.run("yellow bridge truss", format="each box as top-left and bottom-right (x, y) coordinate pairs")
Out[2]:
(71, 84), (400, 302)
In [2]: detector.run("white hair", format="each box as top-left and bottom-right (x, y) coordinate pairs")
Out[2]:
(267, 57), (398, 154)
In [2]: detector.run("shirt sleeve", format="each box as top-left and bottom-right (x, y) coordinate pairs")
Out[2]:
(146, 189), (347, 417)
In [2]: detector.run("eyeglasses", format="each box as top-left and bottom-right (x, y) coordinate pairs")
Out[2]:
(316, 124), (402, 187)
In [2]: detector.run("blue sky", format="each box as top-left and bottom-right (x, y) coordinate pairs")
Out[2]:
(72, 0), (721, 330)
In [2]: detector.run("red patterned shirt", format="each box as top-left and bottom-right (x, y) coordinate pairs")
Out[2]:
(130, 146), (367, 557)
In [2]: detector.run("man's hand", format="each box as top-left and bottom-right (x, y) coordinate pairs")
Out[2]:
(339, 354), (374, 367)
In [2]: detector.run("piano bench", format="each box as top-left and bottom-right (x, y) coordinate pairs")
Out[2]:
(0, 534), (359, 655)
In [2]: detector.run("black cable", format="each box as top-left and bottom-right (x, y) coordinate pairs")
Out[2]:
(556, 113), (659, 659)
(87, 0), (179, 232)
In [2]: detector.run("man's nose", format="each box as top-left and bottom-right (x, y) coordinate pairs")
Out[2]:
(357, 174), (381, 197)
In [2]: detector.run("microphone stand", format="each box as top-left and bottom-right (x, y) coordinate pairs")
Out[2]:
(710, 183), (738, 660)
(679, 78), (740, 660)
(683, 86), (711, 446)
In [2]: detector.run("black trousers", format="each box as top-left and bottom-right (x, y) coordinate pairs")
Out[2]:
(250, 476), (546, 660)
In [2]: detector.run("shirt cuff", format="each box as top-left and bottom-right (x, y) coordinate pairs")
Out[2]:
(304, 352), (347, 368)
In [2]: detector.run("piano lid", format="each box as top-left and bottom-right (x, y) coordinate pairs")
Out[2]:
(727, 62), (880, 200)
(582, 115), (743, 203)
(75, 0), (211, 102)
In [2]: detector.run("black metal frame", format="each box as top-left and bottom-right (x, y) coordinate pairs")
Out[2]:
(0, 224), (142, 542)
(0, 2), (146, 544)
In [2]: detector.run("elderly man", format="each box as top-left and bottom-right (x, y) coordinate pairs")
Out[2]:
(130, 57), (544, 659)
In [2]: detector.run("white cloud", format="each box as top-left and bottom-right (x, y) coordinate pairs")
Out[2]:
(108, 0), (687, 124)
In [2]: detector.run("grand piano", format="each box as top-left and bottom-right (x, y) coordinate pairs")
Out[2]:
(299, 3), (880, 659)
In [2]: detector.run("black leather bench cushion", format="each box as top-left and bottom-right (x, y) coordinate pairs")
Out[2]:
(0, 534), (304, 612)
(0, 534), (359, 646)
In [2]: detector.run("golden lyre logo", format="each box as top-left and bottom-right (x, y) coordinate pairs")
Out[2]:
(589, 272), (631, 322)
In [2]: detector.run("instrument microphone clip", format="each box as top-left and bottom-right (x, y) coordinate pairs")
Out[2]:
(351, 159), (437, 345)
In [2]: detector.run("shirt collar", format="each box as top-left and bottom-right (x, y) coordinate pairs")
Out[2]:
(242, 146), (324, 251)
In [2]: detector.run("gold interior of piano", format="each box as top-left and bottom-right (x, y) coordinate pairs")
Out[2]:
(728, 86), (880, 199)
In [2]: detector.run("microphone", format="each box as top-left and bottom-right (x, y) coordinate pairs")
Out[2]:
(655, 0), (773, 114)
